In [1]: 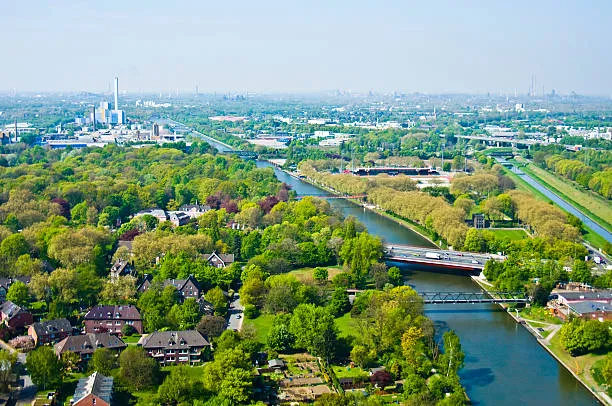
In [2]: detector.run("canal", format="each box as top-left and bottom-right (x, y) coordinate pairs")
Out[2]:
(257, 161), (599, 405)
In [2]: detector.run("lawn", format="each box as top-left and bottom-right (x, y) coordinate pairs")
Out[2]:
(335, 313), (358, 339)
(332, 365), (369, 379)
(591, 358), (612, 396)
(244, 314), (275, 344)
(519, 307), (562, 325)
(288, 265), (343, 282)
(524, 164), (612, 231)
(487, 228), (529, 241)
(547, 332), (606, 393)
(122, 334), (142, 344)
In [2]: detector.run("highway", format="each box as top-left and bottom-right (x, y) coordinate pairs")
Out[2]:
(385, 244), (496, 271)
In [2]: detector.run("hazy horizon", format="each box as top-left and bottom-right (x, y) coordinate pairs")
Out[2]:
(3, 1), (611, 95)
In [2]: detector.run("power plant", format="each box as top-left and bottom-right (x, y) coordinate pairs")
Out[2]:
(90, 76), (125, 125)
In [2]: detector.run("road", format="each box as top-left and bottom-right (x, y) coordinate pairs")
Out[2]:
(0, 339), (36, 405)
(507, 164), (612, 243)
(227, 293), (244, 332)
(386, 244), (494, 270)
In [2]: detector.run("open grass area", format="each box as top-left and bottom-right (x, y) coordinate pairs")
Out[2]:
(335, 313), (358, 339)
(519, 306), (562, 325)
(288, 265), (343, 282)
(547, 333), (606, 394)
(122, 334), (142, 344)
(487, 228), (529, 241)
(244, 314), (275, 344)
(591, 358), (612, 397)
(332, 365), (369, 379)
(524, 164), (612, 231)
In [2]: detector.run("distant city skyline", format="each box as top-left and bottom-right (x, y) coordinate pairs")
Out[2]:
(2, 1), (611, 95)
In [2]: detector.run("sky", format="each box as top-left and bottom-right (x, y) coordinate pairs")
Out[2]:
(2, 0), (611, 95)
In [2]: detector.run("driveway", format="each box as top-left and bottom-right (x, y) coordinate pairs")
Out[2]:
(227, 293), (244, 331)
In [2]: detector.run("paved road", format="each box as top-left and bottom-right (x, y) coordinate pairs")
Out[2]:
(0, 339), (36, 405)
(227, 294), (244, 332)
(507, 164), (611, 243)
(386, 244), (494, 269)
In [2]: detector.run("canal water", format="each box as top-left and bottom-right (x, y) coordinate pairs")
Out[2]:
(257, 161), (599, 405)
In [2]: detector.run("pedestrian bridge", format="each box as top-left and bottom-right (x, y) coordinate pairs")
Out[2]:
(419, 291), (529, 304)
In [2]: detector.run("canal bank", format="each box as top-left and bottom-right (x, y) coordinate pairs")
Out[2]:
(256, 160), (599, 405)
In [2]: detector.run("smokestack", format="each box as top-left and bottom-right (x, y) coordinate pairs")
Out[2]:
(114, 77), (119, 110)
(92, 106), (96, 131)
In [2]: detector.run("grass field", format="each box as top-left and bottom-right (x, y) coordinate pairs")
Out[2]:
(244, 314), (275, 344)
(547, 333), (606, 394)
(335, 313), (358, 339)
(487, 229), (529, 241)
(288, 265), (343, 282)
(524, 164), (612, 231)
(332, 365), (369, 379)
(519, 306), (562, 325)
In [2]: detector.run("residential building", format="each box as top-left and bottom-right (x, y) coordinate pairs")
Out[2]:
(71, 372), (113, 406)
(568, 301), (612, 322)
(204, 252), (235, 268)
(134, 208), (168, 223)
(178, 204), (211, 218)
(168, 211), (191, 227)
(555, 291), (612, 306)
(0, 276), (32, 302)
(0, 301), (33, 330)
(137, 275), (201, 302)
(139, 330), (210, 365)
(28, 318), (73, 345)
(109, 259), (134, 279)
(84, 305), (143, 335)
(55, 333), (126, 362)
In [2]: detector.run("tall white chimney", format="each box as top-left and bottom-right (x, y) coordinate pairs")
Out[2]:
(114, 77), (119, 110)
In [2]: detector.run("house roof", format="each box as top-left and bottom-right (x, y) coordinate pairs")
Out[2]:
(0, 301), (29, 321)
(140, 330), (210, 350)
(569, 301), (612, 315)
(31, 318), (72, 337)
(73, 372), (113, 405)
(55, 333), (126, 355)
(557, 291), (612, 301)
(179, 204), (211, 212)
(268, 359), (285, 368)
(0, 276), (31, 290)
(84, 305), (141, 321)
(110, 259), (131, 274)
(163, 275), (200, 292)
(205, 252), (235, 265)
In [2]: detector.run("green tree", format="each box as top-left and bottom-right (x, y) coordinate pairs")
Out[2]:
(571, 259), (592, 284)
(6, 280), (30, 306)
(387, 266), (402, 286)
(328, 288), (350, 317)
(438, 331), (464, 378)
(91, 348), (117, 376)
(290, 304), (338, 361)
(26, 346), (63, 390)
(157, 365), (204, 405)
(0, 350), (17, 392)
(204, 286), (228, 316)
(196, 315), (226, 339)
(267, 315), (295, 352)
(313, 267), (329, 282)
(119, 346), (159, 391)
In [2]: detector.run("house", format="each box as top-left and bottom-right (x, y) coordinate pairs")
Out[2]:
(204, 251), (235, 268)
(179, 204), (211, 218)
(134, 208), (168, 223)
(84, 305), (143, 335)
(139, 330), (210, 365)
(54, 333), (126, 361)
(109, 259), (134, 279)
(0, 301), (33, 330)
(0, 276), (32, 302)
(137, 275), (201, 302)
(168, 211), (191, 227)
(28, 318), (73, 346)
(71, 372), (113, 406)
(555, 291), (612, 306)
(568, 301), (612, 322)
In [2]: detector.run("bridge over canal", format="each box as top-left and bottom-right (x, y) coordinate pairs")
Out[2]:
(384, 244), (504, 273)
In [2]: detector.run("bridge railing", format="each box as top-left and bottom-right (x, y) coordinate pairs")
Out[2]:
(418, 291), (528, 304)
